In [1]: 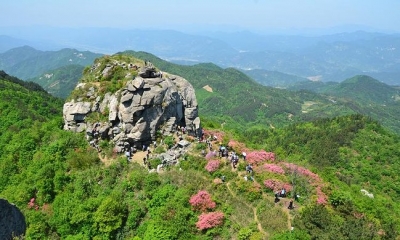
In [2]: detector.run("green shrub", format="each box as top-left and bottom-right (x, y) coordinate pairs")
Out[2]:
(163, 135), (175, 149)
(143, 173), (161, 197)
(66, 147), (100, 170)
(195, 142), (207, 150)
(153, 145), (166, 154)
(148, 158), (161, 169)
(179, 155), (206, 171)
(238, 227), (253, 240)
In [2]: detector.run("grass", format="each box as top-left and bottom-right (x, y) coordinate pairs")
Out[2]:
(257, 200), (288, 233)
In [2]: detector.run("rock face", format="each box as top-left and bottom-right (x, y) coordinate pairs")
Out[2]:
(63, 59), (201, 152)
(0, 199), (26, 239)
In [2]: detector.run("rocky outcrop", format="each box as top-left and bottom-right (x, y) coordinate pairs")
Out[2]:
(63, 60), (201, 152)
(0, 199), (26, 239)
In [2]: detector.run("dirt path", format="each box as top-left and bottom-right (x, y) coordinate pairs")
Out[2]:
(262, 190), (293, 231)
(131, 150), (148, 166)
(97, 134), (293, 233)
(98, 149), (149, 167)
(206, 139), (292, 235)
(226, 182), (268, 237)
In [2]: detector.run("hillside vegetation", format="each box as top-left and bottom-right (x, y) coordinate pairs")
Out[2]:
(1, 65), (400, 239)
(27, 65), (85, 99)
(289, 75), (400, 133)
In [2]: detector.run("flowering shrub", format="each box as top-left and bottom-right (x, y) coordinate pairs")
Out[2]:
(264, 179), (280, 191)
(227, 140), (247, 153)
(282, 163), (327, 205)
(316, 186), (328, 205)
(205, 160), (220, 172)
(41, 203), (52, 214)
(189, 190), (216, 212)
(205, 151), (217, 160)
(246, 150), (275, 165)
(196, 211), (224, 230)
(263, 163), (285, 174)
(28, 198), (39, 210)
(263, 179), (292, 192)
(283, 163), (321, 182)
(202, 129), (225, 142)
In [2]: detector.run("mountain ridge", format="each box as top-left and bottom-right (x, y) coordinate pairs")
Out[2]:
(2, 28), (400, 84)
(0, 46), (102, 80)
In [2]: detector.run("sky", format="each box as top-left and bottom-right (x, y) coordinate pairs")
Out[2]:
(2, 0), (400, 34)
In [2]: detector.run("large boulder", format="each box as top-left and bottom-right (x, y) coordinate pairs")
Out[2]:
(63, 60), (201, 152)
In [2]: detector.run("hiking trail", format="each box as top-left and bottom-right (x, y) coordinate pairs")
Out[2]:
(226, 181), (268, 237)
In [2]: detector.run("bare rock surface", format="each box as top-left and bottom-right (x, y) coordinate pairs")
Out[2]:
(63, 60), (201, 152)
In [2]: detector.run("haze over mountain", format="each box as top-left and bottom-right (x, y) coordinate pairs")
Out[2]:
(2, 0), (400, 85)
(2, 28), (400, 85)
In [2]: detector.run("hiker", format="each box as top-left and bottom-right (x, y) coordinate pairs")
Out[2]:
(246, 164), (253, 174)
(274, 193), (280, 203)
(242, 152), (247, 161)
(223, 149), (228, 159)
(201, 149), (206, 157)
(231, 154), (236, 168)
(125, 150), (131, 161)
(147, 161), (151, 169)
(295, 194), (300, 201)
(221, 175), (225, 182)
(233, 155), (239, 168)
(288, 200), (294, 210)
(142, 144), (147, 152)
(143, 157), (147, 165)
(280, 188), (286, 197)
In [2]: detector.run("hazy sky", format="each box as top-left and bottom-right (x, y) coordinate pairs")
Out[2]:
(2, 0), (400, 33)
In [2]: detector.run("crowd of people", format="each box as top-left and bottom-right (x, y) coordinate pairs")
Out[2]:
(202, 133), (297, 211)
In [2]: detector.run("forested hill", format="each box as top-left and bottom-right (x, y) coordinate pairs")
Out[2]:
(0, 71), (63, 132)
(2, 47), (400, 134)
(0, 70), (47, 93)
(0, 46), (102, 80)
(1, 69), (400, 238)
(120, 51), (352, 126)
(323, 75), (400, 104)
(118, 51), (400, 135)
(27, 64), (85, 99)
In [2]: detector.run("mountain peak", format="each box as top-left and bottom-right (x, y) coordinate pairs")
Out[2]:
(328, 75), (399, 104)
(64, 53), (201, 153)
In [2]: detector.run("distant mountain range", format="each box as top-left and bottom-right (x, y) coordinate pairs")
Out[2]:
(119, 51), (400, 134)
(0, 46), (102, 80)
(1, 45), (400, 134)
(1, 27), (400, 85)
